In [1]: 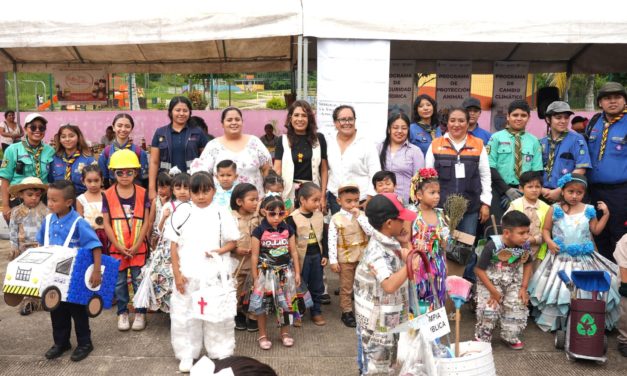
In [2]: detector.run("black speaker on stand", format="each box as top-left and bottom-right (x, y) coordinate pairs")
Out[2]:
(536, 86), (560, 119)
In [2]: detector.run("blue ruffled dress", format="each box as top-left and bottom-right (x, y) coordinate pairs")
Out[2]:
(528, 204), (620, 331)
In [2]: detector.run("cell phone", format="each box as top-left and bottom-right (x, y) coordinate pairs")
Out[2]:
(15, 160), (25, 174)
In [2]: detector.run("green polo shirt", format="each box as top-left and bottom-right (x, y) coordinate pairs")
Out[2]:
(487, 129), (543, 186)
(0, 141), (55, 185)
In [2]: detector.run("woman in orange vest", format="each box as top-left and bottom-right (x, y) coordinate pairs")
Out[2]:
(103, 149), (151, 332)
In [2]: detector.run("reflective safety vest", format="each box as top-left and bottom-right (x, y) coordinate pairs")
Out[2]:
(431, 135), (484, 213)
(104, 185), (147, 270)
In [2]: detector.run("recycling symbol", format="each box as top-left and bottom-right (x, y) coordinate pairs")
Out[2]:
(576, 313), (597, 336)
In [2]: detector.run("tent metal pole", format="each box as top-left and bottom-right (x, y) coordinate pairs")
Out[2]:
(48, 74), (54, 111)
(297, 35), (303, 100)
(12, 68), (19, 123)
(128, 74), (133, 110)
(303, 37), (308, 101)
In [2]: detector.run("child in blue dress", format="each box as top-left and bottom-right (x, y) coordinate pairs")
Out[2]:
(530, 173), (620, 331)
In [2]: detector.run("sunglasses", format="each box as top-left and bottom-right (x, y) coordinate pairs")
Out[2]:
(114, 169), (135, 177)
(28, 124), (46, 132)
(267, 210), (286, 218)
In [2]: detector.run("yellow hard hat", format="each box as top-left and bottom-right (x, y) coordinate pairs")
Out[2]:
(109, 149), (141, 169)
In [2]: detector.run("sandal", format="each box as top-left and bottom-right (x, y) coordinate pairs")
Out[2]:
(281, 333), (294, 347)
(258, 336), (272, 350)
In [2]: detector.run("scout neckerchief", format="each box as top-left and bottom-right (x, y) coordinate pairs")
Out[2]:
(419, 122), (437, 141)
(63, 150), (81, 181)
(22, 140), (43, 178)
(598, 109), (627, 161)
(545, 131), (567, 178)
(506, 127), (525, 179)
(113, 139), (132, 153)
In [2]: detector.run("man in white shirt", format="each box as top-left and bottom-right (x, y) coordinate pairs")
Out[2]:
(326, 105), (381, 214)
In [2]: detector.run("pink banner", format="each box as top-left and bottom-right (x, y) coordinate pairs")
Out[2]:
(17, 110), (289, 145)
(16, 109), (596, 145)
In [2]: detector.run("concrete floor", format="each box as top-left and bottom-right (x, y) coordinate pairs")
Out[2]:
(0, 240), (625, 375)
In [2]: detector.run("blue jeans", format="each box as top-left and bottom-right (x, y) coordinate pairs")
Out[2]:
(326, 191), (341, 215)
(115, 267), (146, 315)
(301, 252), (324, 316)
(457, 211), (479, 283)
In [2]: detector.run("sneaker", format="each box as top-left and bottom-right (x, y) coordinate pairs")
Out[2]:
(341, 312), (357, 328)
(235, 314), (247, 331)
(246, 318), (259, 332)
(503, 338), (524, 350)
(132, 313), (146, 331)
(320, 293), (331, 305)
(118, 312), (130, 331)
(179, 358), (194, 373)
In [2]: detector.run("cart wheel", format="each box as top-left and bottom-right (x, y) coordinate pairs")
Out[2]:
(3, 293), (24, 307)
(86, 295), (103, 318)
(555, 330), (566, 350)
(41, 286), (62, 312)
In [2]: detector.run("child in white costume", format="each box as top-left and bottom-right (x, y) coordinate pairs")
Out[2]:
(165, 172), (240, 373)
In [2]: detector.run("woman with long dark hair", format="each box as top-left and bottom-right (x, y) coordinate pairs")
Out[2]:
(149, 96), (209, 201)
(409, 94), (441, 155)
(49, 124), (96, 195)
(377, 112), (423, 203)
(273, 100), (328, 210)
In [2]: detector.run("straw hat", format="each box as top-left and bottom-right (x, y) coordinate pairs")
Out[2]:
(9, 177), (48, 196)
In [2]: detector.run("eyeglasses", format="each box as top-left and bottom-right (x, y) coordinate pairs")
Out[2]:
(28, 124), (46, 132)
(267, 210), (286, 218)
(114, 169), (135, 177)
(336, 117), (356, 125)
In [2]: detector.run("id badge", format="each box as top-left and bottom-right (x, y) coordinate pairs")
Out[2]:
(455, 163), (465, 178)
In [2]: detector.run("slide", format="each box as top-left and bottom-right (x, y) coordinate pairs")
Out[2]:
(37, 95), (58, 111)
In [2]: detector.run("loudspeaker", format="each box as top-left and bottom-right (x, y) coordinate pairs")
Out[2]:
(537, 86), (560, 119)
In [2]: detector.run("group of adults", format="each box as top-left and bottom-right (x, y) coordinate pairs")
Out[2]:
(1, 84), (625, 260)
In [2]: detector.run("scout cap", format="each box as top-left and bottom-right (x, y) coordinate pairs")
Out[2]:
(597, 82), (627, 102)
(545, 101), (574, 116)
(24, 113), (48, 125)
(366, 193), (417, 222)
(462, 97), (481, 110)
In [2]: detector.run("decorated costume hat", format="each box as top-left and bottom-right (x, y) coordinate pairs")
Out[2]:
(9, 176), (48, 196)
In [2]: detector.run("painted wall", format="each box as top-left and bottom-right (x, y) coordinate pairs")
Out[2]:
(15, 109), (597, 145)
(16, 110), (289, 145)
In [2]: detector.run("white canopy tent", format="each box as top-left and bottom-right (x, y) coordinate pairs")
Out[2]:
(0, 1), (301, 73)
(0, 0), (626, 94)
(302, 0), (627, 74)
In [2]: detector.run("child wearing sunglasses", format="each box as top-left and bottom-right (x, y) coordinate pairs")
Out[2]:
(102, 149), (151, 332)
(250, 194), (301, 350)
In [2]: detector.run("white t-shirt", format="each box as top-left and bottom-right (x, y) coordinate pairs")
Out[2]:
(164, 203), (240, 278)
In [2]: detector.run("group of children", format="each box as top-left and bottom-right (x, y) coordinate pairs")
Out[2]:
(5, 141), (623, 374)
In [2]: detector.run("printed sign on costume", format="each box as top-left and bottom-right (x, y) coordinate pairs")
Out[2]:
(388, 60), (416, 115)
(490, 61), (529, 132)
(316, 39), (390, 143)
(435, 61), (472, 109)
(53, 68), (108, 104)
